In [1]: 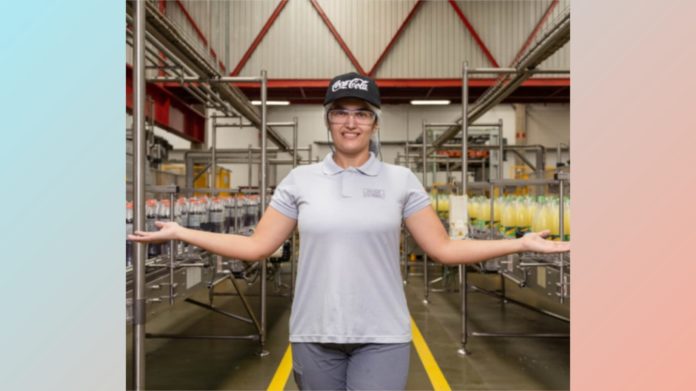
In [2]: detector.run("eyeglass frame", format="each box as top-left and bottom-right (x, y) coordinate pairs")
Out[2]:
(327, 108), (377, 125)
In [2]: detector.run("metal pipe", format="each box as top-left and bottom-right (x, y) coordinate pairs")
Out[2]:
(467, 67), (517, 74)
(291, 117), (298, 295)
(431, 13), (570, 150)
(421, 120), (427, 186)
(498, 118), (504, 181)
(176, 147), (310, 153)
(424, 122), (500, 128)
(169, 193), (176, 306)
(458, 61), (469, 357)
(259, 70), (269, 356)
(509, 150), (536, 171)
(489, 183), (495, 238)
(211, 112), (217, 197)
(421, 119), (429, 304)
(132, 0), (147, 388)
(556, 142), (568, 167)
(559, 178), (566, 304)
(405, 124), (410, 170)
(147, 76), (265, 83)
(248, 145), (252, 187)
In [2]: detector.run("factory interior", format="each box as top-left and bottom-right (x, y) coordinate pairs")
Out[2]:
(126, 1), (571, 390)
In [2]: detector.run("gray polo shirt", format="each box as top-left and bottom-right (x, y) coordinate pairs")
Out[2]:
(270, 152), (431, 343)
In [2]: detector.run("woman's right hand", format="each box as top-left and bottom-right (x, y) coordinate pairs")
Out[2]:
(128, 221), (183, 243)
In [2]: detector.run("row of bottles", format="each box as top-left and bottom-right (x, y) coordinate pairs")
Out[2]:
(468, 195), (570, 240)
(126, 195), (262, 267)
(429, 193), (450, 219)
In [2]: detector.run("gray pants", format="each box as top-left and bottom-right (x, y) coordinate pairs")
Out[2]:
(291, 342), (410, 391)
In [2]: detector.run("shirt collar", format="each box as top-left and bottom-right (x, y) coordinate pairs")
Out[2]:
(321, 152), (381, 177)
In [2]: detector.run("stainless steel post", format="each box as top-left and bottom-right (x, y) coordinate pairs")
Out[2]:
(247, 144), (252, 188)
(422, 120), (427, 186)
(421, 120), (429, 304)
(558, 179), (565, 304)
(458, 61), (470, 357)
(211, 113), (217, 197)
(489, 183), (495, 238)
(259, 70), (269, 356)
(291, 117), (298, 295)
(498, 118), (504, 182)
(132, 0), (147, 388)
(405, 127), (410, 170)
(169, 193), (176, 305)
(233, 196), (239, 233)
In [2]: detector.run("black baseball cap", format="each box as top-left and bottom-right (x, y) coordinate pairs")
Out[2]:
(324, 72), (381, 108)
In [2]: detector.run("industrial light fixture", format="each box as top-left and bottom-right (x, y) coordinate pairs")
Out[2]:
(410, 100), (451, 105)
(251, 100), (290, 106)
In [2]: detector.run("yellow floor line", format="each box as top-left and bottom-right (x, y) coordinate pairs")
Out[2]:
(267, 345), (293, 391)
(411, 317), (452, 391)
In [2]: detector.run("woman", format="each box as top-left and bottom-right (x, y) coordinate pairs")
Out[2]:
(130, 72), (570, 390)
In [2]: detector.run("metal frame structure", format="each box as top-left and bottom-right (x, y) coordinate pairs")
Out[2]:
(458, 63), (571, 356)
(129, 3), (287, 388)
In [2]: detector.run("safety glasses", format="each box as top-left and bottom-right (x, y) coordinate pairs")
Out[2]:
(327, 109), (376, 125)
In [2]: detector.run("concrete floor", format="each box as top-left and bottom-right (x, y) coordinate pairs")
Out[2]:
(127, 267), (569, 390)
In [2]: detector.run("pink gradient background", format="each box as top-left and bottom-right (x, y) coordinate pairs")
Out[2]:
(573, 1), (696, 390)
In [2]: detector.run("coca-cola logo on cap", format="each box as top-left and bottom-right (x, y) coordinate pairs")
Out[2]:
(331, 78), (369, 92)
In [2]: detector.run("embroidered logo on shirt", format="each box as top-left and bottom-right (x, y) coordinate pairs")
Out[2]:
(363, 188), (385, 199)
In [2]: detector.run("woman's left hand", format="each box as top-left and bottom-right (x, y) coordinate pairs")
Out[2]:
(520, 230), (570, 253)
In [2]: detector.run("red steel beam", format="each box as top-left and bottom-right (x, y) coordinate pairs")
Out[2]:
(309, 0), (367, 75)
(126, 65), (205, 143)
(368, 0), (424, 77)
(448, 0), (500, 68)
(231, 0), (289, 76)
(509, 0), (559, 66)
(229, 78), (570, 89)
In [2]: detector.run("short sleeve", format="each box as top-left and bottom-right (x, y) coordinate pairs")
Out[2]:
(402, 170), (432, 218)
(270, 170), (299, 220)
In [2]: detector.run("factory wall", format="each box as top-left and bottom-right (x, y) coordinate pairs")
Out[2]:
(208, 103), (570, 189)
(130, 102), (569, 190)
(153, 0), (569, 79)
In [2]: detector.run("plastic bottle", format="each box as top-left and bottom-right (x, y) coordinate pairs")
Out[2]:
(210, 197), (225, 233)
(222, 196), (233, 233)
(501, 198), (516, 238)
(197, 196), (209, 231)
(146, 199), (160, 257)
(158, 199), (172, 255)
(563, 197), (570, 241)
(188, 198), (201, 230)
(126, 202), (133, 267)
(175, 197), (188, 227)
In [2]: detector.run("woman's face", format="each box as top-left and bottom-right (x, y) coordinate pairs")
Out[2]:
(328, 98), (377, 156)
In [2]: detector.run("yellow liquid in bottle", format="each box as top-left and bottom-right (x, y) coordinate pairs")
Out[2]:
(549, 202), (560, 239)
(563, 201), (570, 239)
(480, 198), (491, 222)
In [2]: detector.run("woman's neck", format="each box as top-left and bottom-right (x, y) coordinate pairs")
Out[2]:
(332, 149), (371, 169)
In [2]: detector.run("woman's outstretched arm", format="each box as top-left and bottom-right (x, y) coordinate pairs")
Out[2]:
(128, 206), (296, 262)
(404, 206), (569, 265)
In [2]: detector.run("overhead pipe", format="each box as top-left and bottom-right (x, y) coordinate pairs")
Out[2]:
(431, 11), (570, 149)
(125, 1), (292, 154)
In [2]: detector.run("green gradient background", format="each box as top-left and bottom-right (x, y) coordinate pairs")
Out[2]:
(2, 0), (696, 390)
